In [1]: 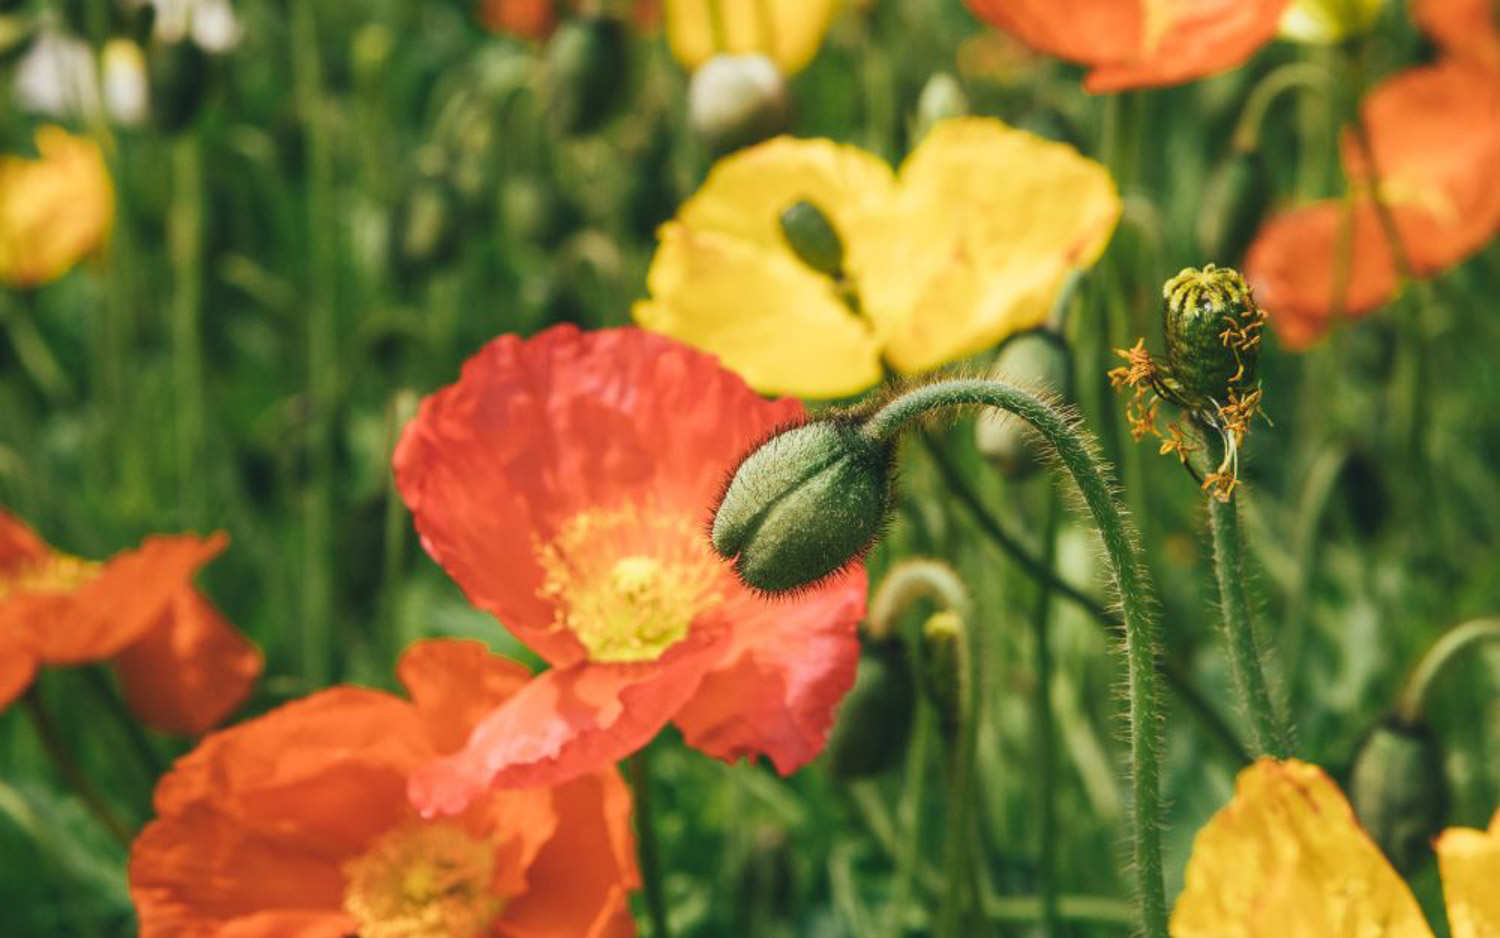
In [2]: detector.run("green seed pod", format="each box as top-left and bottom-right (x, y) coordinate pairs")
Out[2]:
(1161, 263), (1264, 411)
(545, 15), (629, 136)
(827, 636), (915, 780)
(975, 331), (1070, 479)
(778, 200), (845, 280)
(919, 610), (964, 739)
(688, 53), (789, 156)
(1348, 718), (1447, 874)
(711, 419), (893, 593)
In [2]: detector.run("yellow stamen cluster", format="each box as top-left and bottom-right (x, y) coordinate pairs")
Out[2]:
(0, 553), (101, 602)
(536, 504), (724, 663)
(342, 821), (502, 938)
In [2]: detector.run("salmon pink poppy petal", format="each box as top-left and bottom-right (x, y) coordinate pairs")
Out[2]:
(35, 532), (227, 664)
(396, 638), (534, 753)
(113, 589), (262, 736)
(500, 770), (639, 938)
(1244, 199), (1398, 349)
(410, 625), (731, 816)
(394, 325), (802, 667)
(0, 509), (50, 572)
(674, 570), (865, 774)
(1412, 0), (1500, 70)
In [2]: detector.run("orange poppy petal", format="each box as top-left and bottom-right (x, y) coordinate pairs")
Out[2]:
(1244, 199), (1398, 349)
(112, 589), (261, 736)
(963, 0), (1143, 69)
(0, 509), (51, 572)
(1436, 810), (1500, 938)
(215, 911), (356, 938)
(31, 532), (227, 664)
(500, 770), (639, 938)
(1083, 0), (1290, 92)
(477, 0), (556, 38)
(1412, 0), (1500, 71)
(396, 638), (534, 754)
(394, 325), (802, 667)
(409, 624), (731, 816)
(673, 568), (864, 773)
(0, 625), (37, 711)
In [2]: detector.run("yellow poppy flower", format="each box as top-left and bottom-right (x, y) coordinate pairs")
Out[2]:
(1172, 758), (1500, 938)
(0, 126), (114, 289)
(664, 0), (841, 74)
(633, 117), (1120, 399)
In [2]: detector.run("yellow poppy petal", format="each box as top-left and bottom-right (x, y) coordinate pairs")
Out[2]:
(0, 126), (114, 289)
(664, 0), (842, 74)
(633, 222), (883, 398)
(1436, 810), (1500, 938)
(678, 135), (896, 257)
(847, 117), (1119, 376)
(1171, 759), (1435, 938)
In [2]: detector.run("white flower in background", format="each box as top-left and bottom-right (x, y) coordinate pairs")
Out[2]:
(14, 29), (101, 119)
(125, 0), (243, 52)
(101, 39), (150, 126)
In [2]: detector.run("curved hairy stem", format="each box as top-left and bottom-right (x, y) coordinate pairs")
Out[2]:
(1395, 618), (1500, 725)
(863, 379), (1168, 938)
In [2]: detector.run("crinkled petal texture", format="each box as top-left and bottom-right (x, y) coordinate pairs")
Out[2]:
(635, 122), (1117, 396)
(1413, 0), (1500, 71)
(963, 0), (1289, 92)
(131, 639), (638, 938)
(0, 125), (114, 288)
(633, 137), (892, 398)
(665, 0), (840, 73)
(396, 326), (865, 810)
(1247, 62), (1500, 347)
(1435, 811), (1500, 938)
(1170, 759), (1435, 938)
(848, 118), (1120, 374)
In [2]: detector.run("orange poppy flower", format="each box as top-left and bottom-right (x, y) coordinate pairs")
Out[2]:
(961, 0), (1290, 92)
(1247, 61), (1500, 348)
(0, 509), (259, 735)
(394, 325), (866, 815)
(478, 0), (660, 38)
(130, 638), (639, 938)
(1412, 0), (1500, 72)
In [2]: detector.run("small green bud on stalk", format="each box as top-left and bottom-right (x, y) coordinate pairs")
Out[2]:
(1161, 263), (1263, 411)
(778, 200), (846, 280)
(826, 635), (915, 780)
(711, 419), (893, 593)
(1348, 718), (1447, 874)
(975, 331), (1071, 479)
(688, 54), (790, 155)
(919, 610), (965, 740)
(912, 72), (969, 143)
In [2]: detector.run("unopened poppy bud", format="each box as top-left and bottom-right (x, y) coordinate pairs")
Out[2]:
(396, 179), (456, 269)
(827, 635), (915, 780)
(778, 200), (845, 279)
(545, 15), (628, 135)
(920, 610), (965, 738)
(1162, 263), (1263, 411)
(688, 53), (789, 155)
(913, 72), (968, 142)
(1348, 718), (1447, 874)
(975, 331), (1070, 478)
(711, 419), (893, 593)
(101, 38), (150, 127)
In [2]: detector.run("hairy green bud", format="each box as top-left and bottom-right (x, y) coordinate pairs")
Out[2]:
(1161, 263), (1263, 410)
(919, 610), (965, 739)
(711, 419), (893, 593)
(1348, 718), (1447, 874)
(975, 331), (1070, 478)
(778, 200), (845, 279)
(827, 636), (915, 780)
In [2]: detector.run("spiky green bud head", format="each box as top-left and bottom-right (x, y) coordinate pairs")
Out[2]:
(1348, 718), (1448, 874)
(711, 419), (893, 593)
(778, 200), (845, 279)
(1161, 263), (1263, 410)
(827, 636), (915, 780)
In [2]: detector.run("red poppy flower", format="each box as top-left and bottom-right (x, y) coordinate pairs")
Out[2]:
(478, 0), (660, 38)
(962, 0), (1290, 92)
(130, 638), (638, 938)
(394, 325), (866, 815)
(1247, 61), (1500, 347)
(0, 509), (259, 735)
(1412, 0), (1500, 72)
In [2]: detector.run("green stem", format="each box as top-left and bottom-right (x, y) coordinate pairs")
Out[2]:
(21, 688), (132, 848)
(82, 667), (165, 780)
(1033, 489), (1062, 938)
(1205, 443), (1291, 758)
(936, 610), (978, 938)
(1, 291), (73, 403)
(1395, 618), (1500, 725)
(863, 379), (1168, 938)
(629, 751), (671, 938)
(168, 134), (206, 528)
(920, 430), (1250, 765)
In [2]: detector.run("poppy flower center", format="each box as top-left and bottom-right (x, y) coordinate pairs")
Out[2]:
(0, 553), (100, 602)
(342, 821), (502, 938)
(536, 504), (724, 663)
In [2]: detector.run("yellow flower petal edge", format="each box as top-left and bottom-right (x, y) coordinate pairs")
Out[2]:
(632, 223), (883, 398)
(1435, 810), (1500, 938)
(1170, 758), (1435, 938)
(0, 126), (114, 289)
(665, 0), (842, 74)
(848, 117), (1120, 375)
(677, 135), (896, 257)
